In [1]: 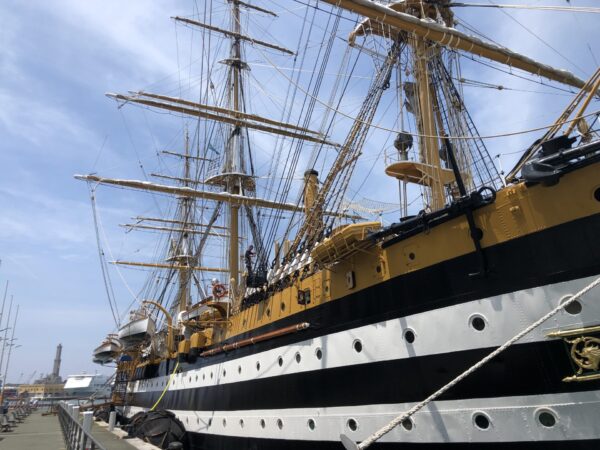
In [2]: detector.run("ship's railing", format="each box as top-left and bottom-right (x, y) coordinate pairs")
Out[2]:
(57, 402), (107, 450)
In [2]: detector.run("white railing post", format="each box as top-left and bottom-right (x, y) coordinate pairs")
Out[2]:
(72, 406), (80, 420)
(108, 411), (117, 431)
(81, 411), (93, 450)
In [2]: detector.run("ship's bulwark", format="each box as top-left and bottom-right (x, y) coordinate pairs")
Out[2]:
(124, 209), (600, 448)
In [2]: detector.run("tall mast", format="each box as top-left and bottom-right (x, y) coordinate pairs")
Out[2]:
(227, 0), (243, 287)
(176, 130), (192, 314)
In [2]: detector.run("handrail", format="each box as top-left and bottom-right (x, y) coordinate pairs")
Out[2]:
(57, 402), (107, 450)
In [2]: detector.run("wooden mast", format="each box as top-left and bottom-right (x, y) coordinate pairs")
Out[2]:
(176, 131), (192, 314)
(412, 37), (445, 210)
(227, 0), (243, 287)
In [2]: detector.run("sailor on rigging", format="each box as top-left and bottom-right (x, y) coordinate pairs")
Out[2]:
(245, 245), (256, 277)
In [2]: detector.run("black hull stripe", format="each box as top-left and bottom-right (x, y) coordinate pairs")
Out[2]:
(187, 433), (600, 450)
(130, 340), (600, 411)
(143, 212), (600, 378)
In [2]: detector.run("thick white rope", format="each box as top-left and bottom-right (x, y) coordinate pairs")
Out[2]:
(341, 274), (600, 450)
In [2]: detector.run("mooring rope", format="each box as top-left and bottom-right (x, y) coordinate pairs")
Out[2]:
(149, 361), (180, 412)
(341, 274), (600, 450)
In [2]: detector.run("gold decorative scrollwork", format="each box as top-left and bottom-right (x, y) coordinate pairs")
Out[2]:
(548, 325), (600, 382)
(568, 336), (600, 373)
(563, 336), (600, 382)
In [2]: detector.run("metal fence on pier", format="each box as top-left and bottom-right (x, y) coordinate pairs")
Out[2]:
(57, 401), (107, 450)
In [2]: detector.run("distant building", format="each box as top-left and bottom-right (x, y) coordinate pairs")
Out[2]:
(63, 374), (112, 399)
(17, 383), (64, 397)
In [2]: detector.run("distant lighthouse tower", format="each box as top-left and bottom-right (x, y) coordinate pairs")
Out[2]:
(51, 343), (62, 383)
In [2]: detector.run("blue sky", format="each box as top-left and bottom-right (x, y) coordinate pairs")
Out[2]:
(0, 0), (598, 383)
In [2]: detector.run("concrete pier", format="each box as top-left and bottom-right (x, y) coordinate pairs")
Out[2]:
(0, 410), (155, 450)
(0, 411), (63, 450)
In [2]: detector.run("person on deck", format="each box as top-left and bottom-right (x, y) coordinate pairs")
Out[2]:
(245, 245), (256, 277)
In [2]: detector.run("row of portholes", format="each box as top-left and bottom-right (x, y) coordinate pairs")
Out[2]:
(255, 346), (324, 372)
(141, 315), (504, 390)
(472, 409), (558, 431)
(187, 409), (558, 434)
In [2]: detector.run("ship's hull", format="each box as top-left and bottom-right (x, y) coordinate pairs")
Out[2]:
(123, 206), (600, 448)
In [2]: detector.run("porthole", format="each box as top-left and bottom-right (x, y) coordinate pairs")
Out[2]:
(307, 418), (316, 430)
(238, 365), (242, 374)
(260, 419), (266, 429)
(594, 187), (600, 202)
(222, 418), (227, 428)
(239, 419), (244, 428)
(223, 369), (226, 377)
(210, 372), (213, 379)
(256, 361), (261, 371)
(404, 329), (415, 343)
(376, 265), (382, 273)
(560, 295), (582, 315)
(473, 412), (491, 430)
(347, 418), (358, 432)
(278, 356), (284, 367)
(266, 308), (271, 317)
(186, 417), (189, 424)
(208, 418), (212, 427)
(195, 375), (198, 382)
(295, 352), (302, 363)
(188, 376), (191, 383)
(281, 302), (286, 311)
(536, 409), (557, 428)
(242, 318), (247, 327)
(401, 418), (413, 431)
(202, 374), (205, 381)
(197, 418), (199, 425)
(277, 419), (284, 430)
(470, 315), (486, 331)
(315, 348), (323, 360)
(408, 252), (416, 260)
(353, 339), (363, 353)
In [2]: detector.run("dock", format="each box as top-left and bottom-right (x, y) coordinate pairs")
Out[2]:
(0, 409), (156, 450)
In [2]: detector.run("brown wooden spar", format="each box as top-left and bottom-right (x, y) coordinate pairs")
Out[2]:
(133, 216), (230, 231)
(320, 0), (587, 89)
(150, 173), (204, 185)
(74, 174), (362, 219)
(200, 322), (310, 357)
(134, 92), (319, 136)
(161, 150), (211, 161)
(119, 223), (231, 238)
(233, 0), (277, 17)
(111, 260), (229, 273)
(106, 92), (338, 147)
(172, 16), (292, 55)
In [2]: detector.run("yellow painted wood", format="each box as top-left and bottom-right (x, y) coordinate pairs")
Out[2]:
(220, 163), (600, 343)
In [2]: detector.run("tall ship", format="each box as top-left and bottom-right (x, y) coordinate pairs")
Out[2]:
(77, 1), (600, 449)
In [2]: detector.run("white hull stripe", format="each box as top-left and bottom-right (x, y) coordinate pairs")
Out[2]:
(131, 275), (599, 394)
(126, 391), (600, 443)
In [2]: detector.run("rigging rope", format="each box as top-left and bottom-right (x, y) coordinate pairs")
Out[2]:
(89, 186), (120, 327)
(241, 5), (599, 141)
(450, 3), (600, 14)
(342, 274), (600, 449)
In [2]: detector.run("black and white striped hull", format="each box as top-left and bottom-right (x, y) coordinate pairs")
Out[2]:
(125, 272), (600, 448)
(123, 211), (600, 448)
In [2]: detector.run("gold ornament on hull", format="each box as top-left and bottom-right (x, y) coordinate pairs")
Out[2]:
(563, 336), (600, 382)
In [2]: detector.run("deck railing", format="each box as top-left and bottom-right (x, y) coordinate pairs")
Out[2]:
(57, 402), (107, 450)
